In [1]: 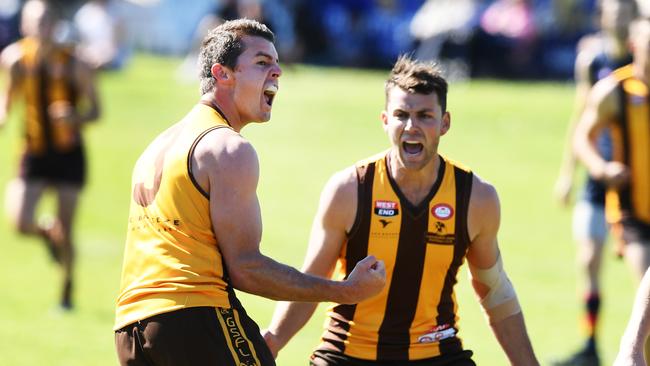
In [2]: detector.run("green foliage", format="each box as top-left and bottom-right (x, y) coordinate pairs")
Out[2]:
(0, 56), (636, 365)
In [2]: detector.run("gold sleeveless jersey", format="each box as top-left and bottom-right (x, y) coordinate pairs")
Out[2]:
(114, 104), (234, 330)
(317, 153), (473, 361)
(18, 37), (80, 155)
(606, 65), (650, 224)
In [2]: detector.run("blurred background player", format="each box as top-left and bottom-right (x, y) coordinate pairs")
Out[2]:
(573, 14), (650, 365)
(552, 0), (638, 364)
(0, 0), (100, 310)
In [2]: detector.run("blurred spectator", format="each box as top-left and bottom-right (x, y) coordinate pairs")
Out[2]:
(410, 0), (483, 79)
(177, 0), (299, 81)
(0, 0), (20, 51)
(73, 0), (130, 70)
(471, 0), (539, 78)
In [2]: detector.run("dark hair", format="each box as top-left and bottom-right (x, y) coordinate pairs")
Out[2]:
(198, 19), (275, 95)
(385, 55), (448, 112)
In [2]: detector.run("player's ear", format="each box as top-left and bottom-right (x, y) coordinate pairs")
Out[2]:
(440, 111), (451, 136)
(381, 110), (389, 131)
(211, 64), (233, 84)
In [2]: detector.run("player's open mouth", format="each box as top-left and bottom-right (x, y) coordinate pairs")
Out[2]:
(264, 85), (278, 106)
(403, 141), (423, 155)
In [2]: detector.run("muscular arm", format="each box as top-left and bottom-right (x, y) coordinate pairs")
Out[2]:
(467, 175), (539, 365)
(193, 130), (384, 305)
(614, 268), (650, 366)
(573, 75), (629, 186)
(263, 167), (358, 357)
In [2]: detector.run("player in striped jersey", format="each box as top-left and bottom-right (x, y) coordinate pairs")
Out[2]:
(263, 56), (539, 365)
(553, 0), (638, 364)
(0, 0), (100, 310)
(575, 15), (650, 365)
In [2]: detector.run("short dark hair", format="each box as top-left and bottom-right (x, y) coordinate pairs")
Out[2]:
(198, 19), (275, 95)
(385, 55), (448, 112)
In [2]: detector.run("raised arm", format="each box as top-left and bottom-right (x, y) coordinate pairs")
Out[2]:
(573, 75), (629, 187)
(614, 267), (650, 366)
(263, 167), (359, 357)
(193, 129), (384, 305)
(466, 175), (539, 365)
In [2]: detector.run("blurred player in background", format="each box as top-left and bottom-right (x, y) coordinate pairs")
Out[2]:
(0, 0), (100, 310)
(553, 0), (637, 364)
(263, 55), (539, 366)
(574, 15), (650, 366)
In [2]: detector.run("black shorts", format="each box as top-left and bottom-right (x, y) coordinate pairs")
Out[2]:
(19, 146), (86, 186)
(614, 218), (650, 244)
(115, 306), (275, 366)
(310, 350), (476, 366)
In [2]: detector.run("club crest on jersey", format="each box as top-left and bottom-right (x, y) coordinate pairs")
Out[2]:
(374, 200), (399, 217)
(432, 204), (454, 220)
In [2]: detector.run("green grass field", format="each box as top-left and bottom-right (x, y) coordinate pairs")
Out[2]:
(0, 55), (639, 365)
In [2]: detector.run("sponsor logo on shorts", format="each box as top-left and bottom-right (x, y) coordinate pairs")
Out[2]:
(374, 200), (399, 217)
(418, 324), (456, 343)
(432, 204), (453, 220)
(217, 308), (259, 365)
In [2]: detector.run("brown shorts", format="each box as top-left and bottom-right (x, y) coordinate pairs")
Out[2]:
(115, 306), (275, 366)
(612, 218), (650, 244)
(310, 350), (476, 366)
(20, 146), (86, 187)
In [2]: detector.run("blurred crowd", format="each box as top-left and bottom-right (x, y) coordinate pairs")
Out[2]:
(0, 0), (647, 79)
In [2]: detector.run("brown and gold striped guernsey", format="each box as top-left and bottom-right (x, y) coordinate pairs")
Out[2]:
(114, 104), (235, 330)
(317, 153), (473, 361)
(606, 65), (650, 224)
(19, 37), (80, 155)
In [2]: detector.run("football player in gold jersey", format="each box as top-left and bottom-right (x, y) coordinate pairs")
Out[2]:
(0, 0), (100, 310)
(263, 56), (539, 365)
(114, 19), (385, 366)
(575, 16), (650, 365)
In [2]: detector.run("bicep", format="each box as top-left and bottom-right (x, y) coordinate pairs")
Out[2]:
(301, 170), (357, 278)
(208, 139), (263, 263)
(466, 177), (500, 269)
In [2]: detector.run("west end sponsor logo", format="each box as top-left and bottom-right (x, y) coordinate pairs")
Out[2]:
(374, 200), (399, 217)
(432, 203), (454, 220)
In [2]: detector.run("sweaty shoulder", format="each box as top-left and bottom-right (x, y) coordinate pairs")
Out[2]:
(192, 127), (259, 195)
(468, 173), (500, 241)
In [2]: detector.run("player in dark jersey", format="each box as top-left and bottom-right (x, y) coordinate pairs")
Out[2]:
(262, 56), (539, 365)
(0, 0), (100, 310)
(553, 0), (637, 364)
(574, 15), (650, 366)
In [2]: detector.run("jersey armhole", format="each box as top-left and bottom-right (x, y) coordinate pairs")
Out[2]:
(187, 125), (231, 199)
